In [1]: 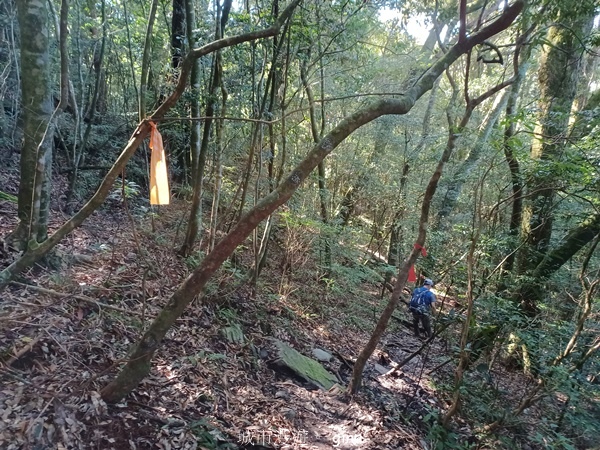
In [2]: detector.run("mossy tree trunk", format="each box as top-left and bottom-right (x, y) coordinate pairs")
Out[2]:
(501, 33), (531, 272)
(533, 213), (600, 280)
(514, 213), (600, 314)
(517, 10), (596, 274)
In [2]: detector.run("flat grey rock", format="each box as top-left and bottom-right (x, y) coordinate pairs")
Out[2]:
(312, 348), (333, 362)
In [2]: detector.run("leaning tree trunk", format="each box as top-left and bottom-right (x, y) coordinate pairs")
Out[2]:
(97, 2), (524, 403)
(554, 234), (599, 366)
(533, 212), (600, 280)
(513, 213), (600, 313)
(9, 0), (55, 249)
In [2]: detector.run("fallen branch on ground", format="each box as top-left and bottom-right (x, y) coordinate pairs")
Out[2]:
(10, 281), (144, 316)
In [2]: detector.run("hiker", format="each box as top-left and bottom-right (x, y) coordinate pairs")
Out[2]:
(409, 278), (437, 338)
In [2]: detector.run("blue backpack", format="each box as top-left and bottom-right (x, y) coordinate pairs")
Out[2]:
(409, 287), (430, 314)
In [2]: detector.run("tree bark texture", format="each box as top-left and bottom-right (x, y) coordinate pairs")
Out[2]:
(518, 12), (596, 272)
(502, 54), (530, 271)
(171, 0), (186, 69)
(13, 0), (54, 246)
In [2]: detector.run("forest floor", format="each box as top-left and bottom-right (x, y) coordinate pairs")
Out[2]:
(1, 165), (540, 449)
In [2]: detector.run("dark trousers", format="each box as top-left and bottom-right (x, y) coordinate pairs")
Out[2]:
(412, 311), (432, 337)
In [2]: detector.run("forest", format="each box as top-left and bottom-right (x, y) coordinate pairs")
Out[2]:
(0, 0), (599, 448)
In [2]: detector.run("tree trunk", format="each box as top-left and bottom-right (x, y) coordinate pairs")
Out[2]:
(300, 56), (331, 275)
(436, 90), (509, 223)
(569, 88), (600, 144)
(513, 212), (600, 313)
(208, 70), (228, 253)
(139, 0), (159, 122)
(171, 0), (188, 183)
(179, 0), (232, 257)
(554, 236), (599, 365)
(517, 11), (596, 272)
(171, 0), (186, 70)
(501, 45), (530, 271)
(533, 213), (600, 280)
(66, 0), (106, 213)
(10, 0), (55, 248)
(442, 207), (480, 427)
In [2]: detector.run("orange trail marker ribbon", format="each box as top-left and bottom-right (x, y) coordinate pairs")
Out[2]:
(149, 121), (170, 205)
(408, 244), (427, 283)
(408, 265), (417, 282)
